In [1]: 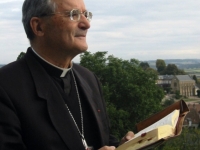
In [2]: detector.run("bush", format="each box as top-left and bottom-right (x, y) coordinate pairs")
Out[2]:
(175, 90), (181, 99)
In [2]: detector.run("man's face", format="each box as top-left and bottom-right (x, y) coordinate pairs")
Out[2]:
(43, 0), (90, 57)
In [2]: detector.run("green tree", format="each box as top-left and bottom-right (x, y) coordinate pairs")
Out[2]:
(197, 90), (200, 98)
(17, 52), (26, 60)
(156, 59), (166, 74)
(193, 75), (198, 84)
(80, 51), (164, 138)
(139, 62), (158, 75)
(175, 90), (181, 99)
(139, 62), (150, 70)
(162, 98), (175, 108)
(164, 64), (179, 75)
(162, 64), (186, 75)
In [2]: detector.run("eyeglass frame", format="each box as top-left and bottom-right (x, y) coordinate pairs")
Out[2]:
(40, 9), (93, 22)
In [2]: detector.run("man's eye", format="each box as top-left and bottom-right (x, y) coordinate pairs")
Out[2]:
(71, 10), (79, 16)
(84, 12), (88, 17)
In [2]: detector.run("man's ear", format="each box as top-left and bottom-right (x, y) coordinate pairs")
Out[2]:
(30, 17), (45, 37)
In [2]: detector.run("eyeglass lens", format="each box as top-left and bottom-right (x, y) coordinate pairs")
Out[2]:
(70, 9), (92, 21)
(70, 10), (80, 21)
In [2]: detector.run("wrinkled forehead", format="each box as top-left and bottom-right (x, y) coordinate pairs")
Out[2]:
(53, 0), (86, 11)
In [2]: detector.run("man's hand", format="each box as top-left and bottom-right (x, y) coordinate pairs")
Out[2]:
(98, 131), (134, 150)
(119, 131), (134, 145)
(98, 146), (116, 150)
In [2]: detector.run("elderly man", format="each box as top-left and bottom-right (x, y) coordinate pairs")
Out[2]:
(0, 0), (133, 149)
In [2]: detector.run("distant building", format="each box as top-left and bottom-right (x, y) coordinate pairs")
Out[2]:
(157, 75), (174, 87)
(171, 75), (195, 97)
(157, 75), (196, 96)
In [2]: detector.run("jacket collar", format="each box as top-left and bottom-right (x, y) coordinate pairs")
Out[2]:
(31, 47), (72, 77)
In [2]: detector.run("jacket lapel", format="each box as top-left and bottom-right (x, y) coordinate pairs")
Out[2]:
(25, 49), (85, 150)
(73, 66), (109, 146)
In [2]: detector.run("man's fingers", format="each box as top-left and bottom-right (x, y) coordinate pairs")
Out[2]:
(125, 131), (134, 140)
(98, 146), (116, 150)
(120, 131), (135, 145)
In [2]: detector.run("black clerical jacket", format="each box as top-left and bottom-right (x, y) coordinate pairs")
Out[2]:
(0, 48), (118, 150)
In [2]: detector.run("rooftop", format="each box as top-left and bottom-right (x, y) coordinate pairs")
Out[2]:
(176, 75), (194, 81)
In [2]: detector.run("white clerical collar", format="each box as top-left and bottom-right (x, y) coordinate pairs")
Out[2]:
(31, 47), (72, 77)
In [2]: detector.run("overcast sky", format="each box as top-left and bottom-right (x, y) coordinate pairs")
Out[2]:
(0, 0), (200, 64)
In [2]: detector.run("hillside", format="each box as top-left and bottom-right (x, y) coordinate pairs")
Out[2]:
(147, 59), (200, 70)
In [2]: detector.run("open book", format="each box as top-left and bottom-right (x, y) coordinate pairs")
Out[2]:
(116, 100), (189, 150)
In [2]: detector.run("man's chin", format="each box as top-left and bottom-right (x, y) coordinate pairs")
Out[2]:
(80, 43), (88, 51)
(75, 45), (88, 54)
(80, 47), (88, 53)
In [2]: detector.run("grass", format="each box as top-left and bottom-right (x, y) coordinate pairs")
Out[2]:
(177, 96), (200, 103)
(184, 69), (200, 74)
(182, 98), (200, 102)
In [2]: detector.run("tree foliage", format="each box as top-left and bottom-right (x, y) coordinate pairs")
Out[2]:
(197, 90), (200, 98)
(175, 90), (182, 99)
(80, 51), (164, 138)
(17, 52), (26, 60)
(156, 59), (186, 75)
(162, 98), (175, 108)
(156, 59), (166, 74)
(139, 62), (150, 70)
(193, 75), (198, 84)
(162, 64), (186, 75)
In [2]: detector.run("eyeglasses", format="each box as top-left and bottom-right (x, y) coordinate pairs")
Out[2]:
(42, 9), (93, 22)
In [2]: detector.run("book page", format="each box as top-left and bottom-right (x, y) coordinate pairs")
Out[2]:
(132, 109), (179, 139)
